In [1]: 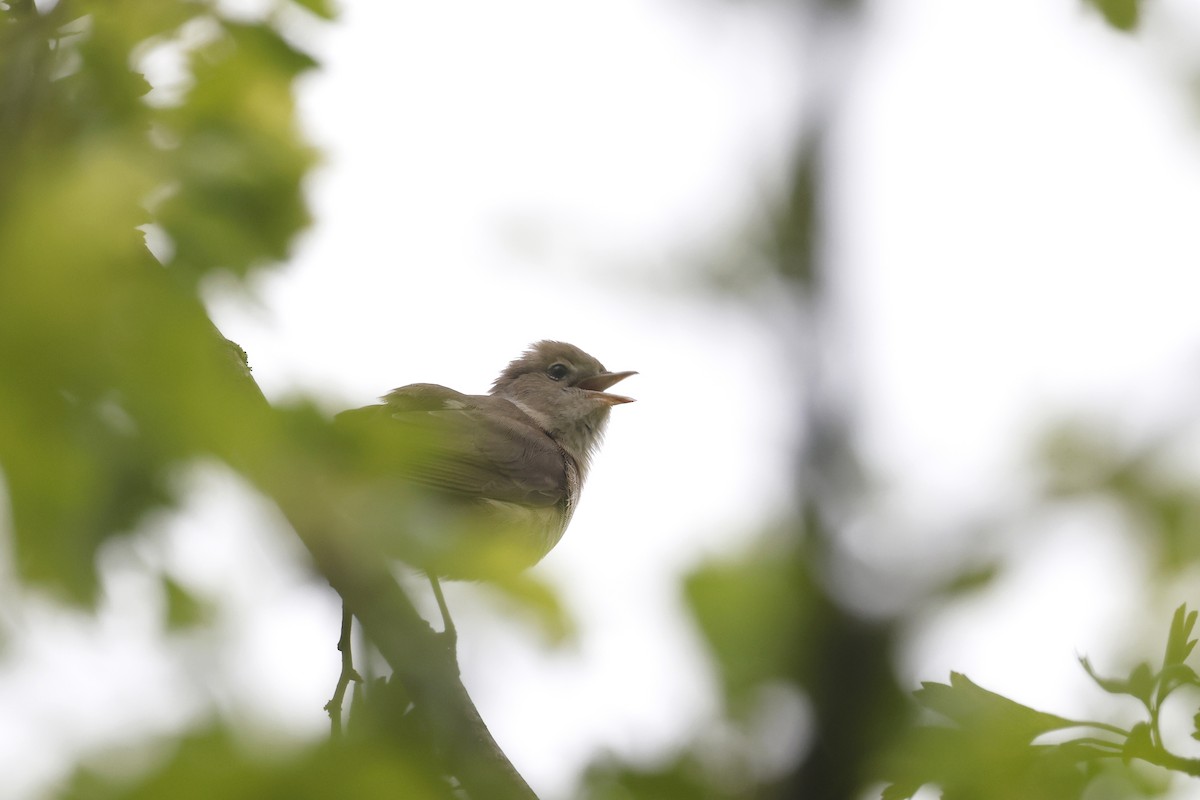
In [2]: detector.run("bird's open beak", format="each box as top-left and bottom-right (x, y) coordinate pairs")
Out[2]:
(579, 370), (637, 405)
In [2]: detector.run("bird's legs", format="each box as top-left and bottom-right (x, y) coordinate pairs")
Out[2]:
(324, 578), (455, 739)
(428, 574), (458, 651)
(323, 602), (363, 738)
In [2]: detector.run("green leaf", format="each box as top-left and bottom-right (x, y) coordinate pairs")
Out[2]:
(0, 4), (313, 603)
(684, 538), (812, 707)
(886, 677), (1108, 798)
(582, 751), (737, 800)
(879, 722), (1095, 800)
(288, 0), (338, 20)
(154, 20), (318, 279)
(914, 673), (1080, 744)
(481, 573), (575, 645)
(1081, 657), (1157, 707)
(879, 783), (919, 800)
(938, 561), (1001, 595)
(1083, 0), (1140, 31)
(1123, 722), (1155, 764)
(1159, 664), (1200, 696)
(162, 575), (209, 629)
(1164, 604), (1198, 666)
(65, 726), (452, 799)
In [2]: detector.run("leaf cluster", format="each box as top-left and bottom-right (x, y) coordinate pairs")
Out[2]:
(0, 2), (531, 798)
(882, 605), (1200, 799)
(0, 0), (321, 606)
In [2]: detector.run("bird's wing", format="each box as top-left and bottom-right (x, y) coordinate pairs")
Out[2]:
(336, 384), (568, 508)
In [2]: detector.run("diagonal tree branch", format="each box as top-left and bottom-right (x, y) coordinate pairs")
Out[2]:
(289, 511), (539, 800)
(221, 339), (538, 799)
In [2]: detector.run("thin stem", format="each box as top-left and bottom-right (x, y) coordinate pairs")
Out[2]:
(1074, 720), (1131, 738)
(1065, 736), (1124, 753)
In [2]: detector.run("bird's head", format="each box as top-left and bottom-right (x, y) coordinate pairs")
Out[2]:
(491, 340), (636, 468)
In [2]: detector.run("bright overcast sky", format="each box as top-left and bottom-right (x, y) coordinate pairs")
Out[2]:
(7, 0), (1200, 798)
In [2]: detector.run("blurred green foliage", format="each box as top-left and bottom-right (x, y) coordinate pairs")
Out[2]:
(1041, 421), (1200, 577)
(1085, 0), (1141, 31)
(65, 727), (452, 800)
(0, 1), (383, 797)
(2, 1), (1198, 799)
(0, 6), (559, 796)
(0, 0), (314, 605)
(882, 607), (1200, 799)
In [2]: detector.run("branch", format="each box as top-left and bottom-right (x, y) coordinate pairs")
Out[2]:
(292, 518), (539, 799)
(218, 340), (538, 799)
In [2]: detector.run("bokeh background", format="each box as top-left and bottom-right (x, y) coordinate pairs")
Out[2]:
(4, 0), (1200, 797)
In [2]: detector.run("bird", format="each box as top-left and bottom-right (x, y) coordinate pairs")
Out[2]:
(336, 340), (636, 581)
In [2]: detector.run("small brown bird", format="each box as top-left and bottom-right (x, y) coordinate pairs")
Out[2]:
(338, 341), (636, 579)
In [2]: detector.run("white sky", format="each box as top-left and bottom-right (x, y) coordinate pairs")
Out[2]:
(7, 0), (1200, 797)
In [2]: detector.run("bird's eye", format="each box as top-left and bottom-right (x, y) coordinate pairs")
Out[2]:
(547, 363), (570, 381)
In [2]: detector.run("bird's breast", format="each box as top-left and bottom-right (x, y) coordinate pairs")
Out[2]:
(484, 451), (581, 565)
(478, 500), (567, 562)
